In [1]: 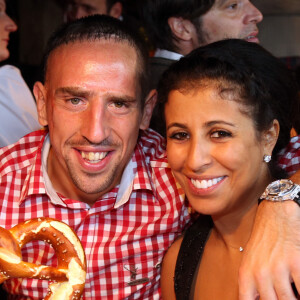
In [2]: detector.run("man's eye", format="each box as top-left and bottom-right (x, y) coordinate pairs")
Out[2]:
(228, 2), (238, 9)
(69, 98), (81, 105)
(113, 102), (126, 108)
(83, 5), (95, 14)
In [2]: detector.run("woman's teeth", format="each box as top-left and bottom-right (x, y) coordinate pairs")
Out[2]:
(191, 177), (223, 189)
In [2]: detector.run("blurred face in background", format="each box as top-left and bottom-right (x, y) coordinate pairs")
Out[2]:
(194, 0), (263, 47)
(0, 0), (17, 62)
(65, 0), (122, 21)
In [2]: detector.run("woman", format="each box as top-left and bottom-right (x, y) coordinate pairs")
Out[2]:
(0, 0), (40, 147)
(158, 39), (300, 299)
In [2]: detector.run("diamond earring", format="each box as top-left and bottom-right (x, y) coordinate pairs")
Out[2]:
(263, 155), (272, 163)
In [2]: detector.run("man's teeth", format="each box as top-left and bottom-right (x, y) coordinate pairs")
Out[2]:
(191, 177), (223, 189)
(81, 151), (108, 162)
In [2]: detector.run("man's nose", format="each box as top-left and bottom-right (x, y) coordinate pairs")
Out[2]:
(81, 104), (109, 144)
(6, 15), (18, 33)
(245, 2), (263, 24)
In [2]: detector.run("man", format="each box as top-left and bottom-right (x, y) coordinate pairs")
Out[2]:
(0, 14), (299, 300)
(64, 0), (122, 21)
(0, 15), (189, 298)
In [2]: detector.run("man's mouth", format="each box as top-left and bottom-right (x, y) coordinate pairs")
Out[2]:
(244, 32), (259, 43)
(191, 176), (224, 189)
(80, 151), (109, 163)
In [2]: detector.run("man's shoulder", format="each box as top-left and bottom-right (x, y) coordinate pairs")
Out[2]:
(150, 56), (175, 68)
(149, 56), (175, 79)
(149, 57), (176, 90)
(0, 130), (47, 176)
(0, 64), (21, 77)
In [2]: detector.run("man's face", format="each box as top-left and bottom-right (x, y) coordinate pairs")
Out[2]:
(0, 0), (17, 61)
(194, 0), (263, 47)
(35, 40), (149, 205)
(66, 0), (108, 21)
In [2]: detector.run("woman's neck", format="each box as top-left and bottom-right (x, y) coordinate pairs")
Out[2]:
(212, 202), (258, 252)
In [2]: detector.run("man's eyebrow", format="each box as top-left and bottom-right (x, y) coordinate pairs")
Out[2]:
(55, 87), (93, 98)
(109, 95), (138, 103)
(216, 0), (229, 7)
(55, 87), (138, 103)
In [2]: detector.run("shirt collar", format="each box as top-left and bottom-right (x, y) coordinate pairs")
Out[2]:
(20, 133), (156, 209)
(154, 49), (183, 61)
(115, 139), (155, 208)
(41, 135), (67, 207)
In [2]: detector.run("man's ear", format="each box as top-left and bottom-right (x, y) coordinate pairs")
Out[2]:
(33, 81), (48, 127)
(140, 89), (157, 130)
(168, 17), (195, 41)
(262, 119), (280, 155)
(109, 2), (122, 19)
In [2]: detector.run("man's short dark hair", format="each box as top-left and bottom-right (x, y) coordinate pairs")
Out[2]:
(140, 0), (215, 52)
(42, 14), (149, 106)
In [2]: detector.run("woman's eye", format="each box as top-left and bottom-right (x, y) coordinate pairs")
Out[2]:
(169, 132), (189, 140)
(211, 130), (232, 138)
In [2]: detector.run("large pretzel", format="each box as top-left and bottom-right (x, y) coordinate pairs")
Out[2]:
(0, 217), (86, 299)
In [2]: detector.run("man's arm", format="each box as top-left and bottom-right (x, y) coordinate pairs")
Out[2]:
(291, 171), (300, 184)
(239, 134), (300, 300)
(239, 193), (300, 300)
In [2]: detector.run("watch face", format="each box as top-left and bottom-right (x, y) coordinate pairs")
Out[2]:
(269, 179), (294, 195)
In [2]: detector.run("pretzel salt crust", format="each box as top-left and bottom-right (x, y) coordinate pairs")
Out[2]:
(0, 217), (86, 299)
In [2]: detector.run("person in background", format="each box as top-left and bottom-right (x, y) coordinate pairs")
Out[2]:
(158, 39), (300, 299)
(140, 0), (263, 89)
(64, 0), (123, 21)
(140, 0), (263, 135)
(0, 0), (40, 147)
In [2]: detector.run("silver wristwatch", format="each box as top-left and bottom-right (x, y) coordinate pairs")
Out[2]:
(260, 179), (300, 205)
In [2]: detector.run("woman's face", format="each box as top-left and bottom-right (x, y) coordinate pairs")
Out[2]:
(165, 85), (273, 218)
(0, 0), (17, 62)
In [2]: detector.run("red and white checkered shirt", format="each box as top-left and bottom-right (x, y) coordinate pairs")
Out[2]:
(0, 129), (190, 300)
(278, 135), (300, 176)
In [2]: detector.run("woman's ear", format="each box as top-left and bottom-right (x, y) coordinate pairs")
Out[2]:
(140, 89), (157, 130)
(262, 119), (280, 155)
(33, 81), (48, 127)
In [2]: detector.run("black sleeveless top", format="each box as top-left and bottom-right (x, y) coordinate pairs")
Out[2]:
(174, 215), (299, 299)
(174, 215), (213, 300)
